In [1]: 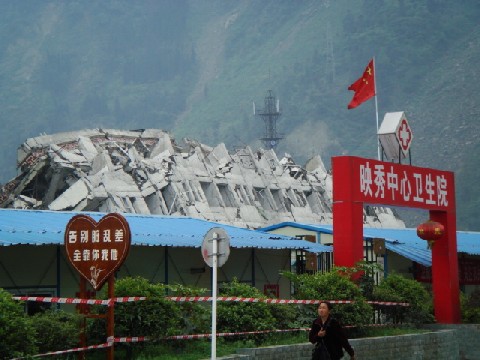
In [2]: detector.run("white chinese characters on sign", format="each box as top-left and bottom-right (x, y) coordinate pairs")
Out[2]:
(68, 228), (125, 262)
(64, 213), (131, 291)
(360, 162), (449, 208)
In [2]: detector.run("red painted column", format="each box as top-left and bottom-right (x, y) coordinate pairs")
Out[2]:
(333, 201), (364, 267)
(430, 210), (460, 323)
(332, 157), (364, 267)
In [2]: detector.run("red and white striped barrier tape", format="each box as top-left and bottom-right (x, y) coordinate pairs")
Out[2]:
(114, 296), (147, 303)
(12, 296), (112, 306)
(165, 328), (309, 340)
(12, 296), (147, 305)
(114, 324), (394, 343)
(13, 328), (309, 358)
(166, 296), (316, 304)
(11, 338), (113, 359)
(12, 295), (409, 307)
(115, 336), (149, 343)
(113, 328), (309, 342)
(14, 324), (397, 358)
(166, 296), (409, 307)
(369, 301), (409, 306)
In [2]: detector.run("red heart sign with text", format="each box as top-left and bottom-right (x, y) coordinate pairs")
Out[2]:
(64, 213), (131, 290)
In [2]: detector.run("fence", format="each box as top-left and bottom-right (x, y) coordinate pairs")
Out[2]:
(214, 325), (480, 360)
(11, 295), (409, 358)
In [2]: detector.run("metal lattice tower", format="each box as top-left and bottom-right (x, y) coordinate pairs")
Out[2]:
(254, 90), (283, 150)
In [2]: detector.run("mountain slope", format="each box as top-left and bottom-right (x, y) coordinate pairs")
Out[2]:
(0, 1), (479, 229)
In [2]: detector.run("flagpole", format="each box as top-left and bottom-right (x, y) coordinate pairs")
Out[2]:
(373, 57), (381, 160)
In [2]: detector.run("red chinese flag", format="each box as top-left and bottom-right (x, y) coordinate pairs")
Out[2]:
(347, 59), (375, 109)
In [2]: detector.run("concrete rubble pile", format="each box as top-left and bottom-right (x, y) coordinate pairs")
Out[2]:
(0, 129), (404, 229)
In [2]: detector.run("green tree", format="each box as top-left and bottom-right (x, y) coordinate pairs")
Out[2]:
(282, 269), (373, 328)
(373, 272), (434, 326)
(216, 278), (277, 344)
(31, 309), (81, 354)
(0, 288), (37, 358)
(461, 288), (480, 323)
(87, 277), (212, 359)
(167, 283), (210, 338)
(88, 277), (183, 359)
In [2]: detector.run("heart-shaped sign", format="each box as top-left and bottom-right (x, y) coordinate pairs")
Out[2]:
(64, 213), (131, 290)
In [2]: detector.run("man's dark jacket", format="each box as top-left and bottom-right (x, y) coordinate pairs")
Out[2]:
(309, 316), (354, 360)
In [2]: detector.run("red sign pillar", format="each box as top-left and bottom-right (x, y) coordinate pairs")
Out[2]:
(332, 156), (460, 324)
(332, 156), (364, 267)
(332, 202), (364, 267)
(430, 210), (460, 323)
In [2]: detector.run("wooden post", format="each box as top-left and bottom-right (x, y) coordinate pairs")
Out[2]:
(78, 277), (86, 360)
(106, 275), (115, 360)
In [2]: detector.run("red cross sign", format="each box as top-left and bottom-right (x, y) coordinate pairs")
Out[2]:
(396, 117), (413, 155)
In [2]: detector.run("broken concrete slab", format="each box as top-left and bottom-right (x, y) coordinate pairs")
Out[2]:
(0, 128), (405, 229)
(49, 178), (89, 211)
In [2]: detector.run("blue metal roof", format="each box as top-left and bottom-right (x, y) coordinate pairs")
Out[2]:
(260, 222), (334, 234)
(360, 227), (432, 267)
(0, 209), (331, 253)
(258, 222), (480, 267)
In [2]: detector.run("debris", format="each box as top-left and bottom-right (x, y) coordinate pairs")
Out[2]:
(0, 128), (405, 229)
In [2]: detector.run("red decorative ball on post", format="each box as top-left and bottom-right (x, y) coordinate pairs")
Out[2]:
(417, 220), (445, 249)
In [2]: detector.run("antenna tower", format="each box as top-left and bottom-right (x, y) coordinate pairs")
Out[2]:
(254, 90), (283, 150)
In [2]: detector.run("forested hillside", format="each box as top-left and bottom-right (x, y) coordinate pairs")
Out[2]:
(0, 0), (479, 229)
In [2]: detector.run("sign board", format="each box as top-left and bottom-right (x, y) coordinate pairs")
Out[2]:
(65, 213), (131, 290)
(373, 238), (386, 256)
(264, 284), (279, 298)
(335, 156), (454, 211)
(202, 227), (231, 360)
(303, 235), (318, 271)
(378, 111), (413, 161)
(333, 155), (460, 324)
(202, 227), (230, 268)
(305, 253), (318, 271)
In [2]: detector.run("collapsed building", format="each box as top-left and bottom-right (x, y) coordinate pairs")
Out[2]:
(0, 129), (405, 229)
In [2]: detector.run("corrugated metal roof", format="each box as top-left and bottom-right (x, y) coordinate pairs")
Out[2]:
(363, 227), (480, 267)
(258, 222), (480, 267)
(260, 222), (334, 235)
(346, 226), (433, 267)
(0, 209), (331, 253)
